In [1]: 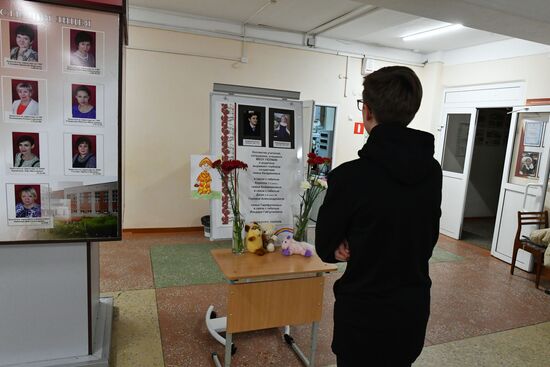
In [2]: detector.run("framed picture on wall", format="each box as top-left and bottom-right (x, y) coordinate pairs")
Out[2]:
(269, 108), (295, 149)
(523, 120), (544, 147)
(517, 151), (540, 178)
(0, 0), (122, 244)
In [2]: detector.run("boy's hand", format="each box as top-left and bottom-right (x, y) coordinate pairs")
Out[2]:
(334, 240), (350, 262)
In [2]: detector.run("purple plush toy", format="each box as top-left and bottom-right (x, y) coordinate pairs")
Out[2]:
(281, 235), (315, 257)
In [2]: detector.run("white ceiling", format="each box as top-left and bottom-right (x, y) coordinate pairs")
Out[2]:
(128, 0), (549, 55)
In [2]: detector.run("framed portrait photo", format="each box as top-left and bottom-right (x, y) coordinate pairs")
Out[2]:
(238, 104), (265, 147)
(269, 108), (295, 149)
(2, 20), (46, 70)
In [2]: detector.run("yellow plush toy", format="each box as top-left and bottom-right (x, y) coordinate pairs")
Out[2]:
(245, 222), (266, 255)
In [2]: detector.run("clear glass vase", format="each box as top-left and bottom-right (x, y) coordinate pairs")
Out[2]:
(232, 213), (245, 254)
(293, 214), (309, 242)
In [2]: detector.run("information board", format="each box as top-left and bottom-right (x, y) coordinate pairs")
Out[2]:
(0, 0), (121, 243)
(210, 92), (303, 240)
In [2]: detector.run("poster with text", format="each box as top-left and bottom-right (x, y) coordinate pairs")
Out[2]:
(210, 93), (303, 240)
(0, 0), (121, 243)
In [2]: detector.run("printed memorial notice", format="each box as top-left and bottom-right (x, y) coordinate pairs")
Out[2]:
(0, 0), (121, 243)
(210, 93), (302, 239)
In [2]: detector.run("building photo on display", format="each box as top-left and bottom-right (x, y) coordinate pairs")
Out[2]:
(238, 104), (265, 147)
(269, 108), (295, 149)
(9, 22), (38, 62)
(12, 132), (40, 168)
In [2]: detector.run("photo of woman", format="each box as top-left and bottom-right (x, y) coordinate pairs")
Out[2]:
(72, 135), (97, 168)
(72, 85), (96, 119)
(269, 108), (295, 149)
(9, 23), (38, 62)
(11, 81), (39, 116)
(273, 113), (292, 140)
(13, 134), (40, 168)
(15, 186), (41, 218)
(70, 30), (96, 67)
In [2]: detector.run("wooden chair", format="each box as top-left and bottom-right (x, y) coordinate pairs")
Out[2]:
(510, 211), (549, 288)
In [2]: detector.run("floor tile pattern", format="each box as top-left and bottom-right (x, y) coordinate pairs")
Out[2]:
(99, 232), (550, 367)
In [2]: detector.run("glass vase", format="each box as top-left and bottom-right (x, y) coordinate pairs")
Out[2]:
(231, 213), (245, 254)
(293, 214), (309, 242)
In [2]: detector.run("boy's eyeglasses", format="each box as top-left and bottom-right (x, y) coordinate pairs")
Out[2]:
(357, 99), (364, 111)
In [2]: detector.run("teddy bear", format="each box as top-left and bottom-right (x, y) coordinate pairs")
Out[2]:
(281, 235), (315, 257)
(260, 223), (276, 253)
(245, 222), (267, 255)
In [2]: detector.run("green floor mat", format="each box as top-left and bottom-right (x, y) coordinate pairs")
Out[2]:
(430, 246), (463, 263)
(150, 243), (462, 287)
(150, 242), (230, 288)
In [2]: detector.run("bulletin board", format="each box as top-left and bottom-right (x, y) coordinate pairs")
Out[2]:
(209, 88), (303, 240)
(0, 0), (124, 244)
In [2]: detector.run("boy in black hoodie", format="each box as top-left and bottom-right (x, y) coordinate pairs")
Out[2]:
(315, 66), (442, 367)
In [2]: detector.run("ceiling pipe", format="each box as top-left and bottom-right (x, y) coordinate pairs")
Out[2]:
(240, 0), (278, 63)
(306, 4), (380, 36)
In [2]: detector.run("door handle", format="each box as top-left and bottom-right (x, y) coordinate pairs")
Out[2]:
(522, 183), (544, 211)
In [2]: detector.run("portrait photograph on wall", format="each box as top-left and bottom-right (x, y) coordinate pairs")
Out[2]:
(9, 22), (39, 62)
(5, 182), (52, 228)
(71, 84), (96, 119)
(14, 184), (42, 218)
(65, 82), (103, 126)
(11, 78), (40, 116)
(2, 76), (46, 123)
(238, 104), (265, 147)
(517, 151), (540, 178)
(0, 0), (121, 244)
(1, 20), (46, 70)
(12, 132), (40, 168)
(71, 134), (97, 169)
(63, 27), (103, 75)
(269, 108), (295, 149)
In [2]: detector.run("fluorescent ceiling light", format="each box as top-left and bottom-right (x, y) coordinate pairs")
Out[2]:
(402, 24), (463, 42)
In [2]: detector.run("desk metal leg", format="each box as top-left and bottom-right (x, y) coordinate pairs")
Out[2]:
(224, 332), (233, 367)
(283, 321), (319, 367)
(309, 321), (319, 367)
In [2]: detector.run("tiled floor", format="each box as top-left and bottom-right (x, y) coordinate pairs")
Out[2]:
(100, 231), (550, 367)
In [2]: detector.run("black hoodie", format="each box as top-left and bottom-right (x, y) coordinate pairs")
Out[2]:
(315, 123), (442, 363)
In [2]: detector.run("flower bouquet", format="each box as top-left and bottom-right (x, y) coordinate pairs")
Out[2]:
(293, 152), (330, 241)
(212, 159), (248, 254)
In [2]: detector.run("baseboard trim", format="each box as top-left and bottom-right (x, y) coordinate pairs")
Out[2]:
(123, 226), (203, 234)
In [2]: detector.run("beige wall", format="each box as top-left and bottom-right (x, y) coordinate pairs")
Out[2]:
(124, 26), (550, 229)
(124, 26), (382, 228)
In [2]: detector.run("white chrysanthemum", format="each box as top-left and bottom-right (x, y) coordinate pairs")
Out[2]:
(314, 179), (328, 188)
(300, 181), (312, 190)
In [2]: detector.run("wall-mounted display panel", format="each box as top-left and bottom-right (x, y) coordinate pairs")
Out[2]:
(0, 0), (121, 243)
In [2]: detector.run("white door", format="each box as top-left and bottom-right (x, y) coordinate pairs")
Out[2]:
(492, 106), (550, 270)
(437, 108), (478, 239)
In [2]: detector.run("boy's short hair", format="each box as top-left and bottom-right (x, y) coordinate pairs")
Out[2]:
(247, 111), (258, 120)
(15, 24), (35, 41)
(17, 135), (35, 146)
(362, 66), (422, 126)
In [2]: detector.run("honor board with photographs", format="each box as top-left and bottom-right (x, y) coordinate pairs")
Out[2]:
(0, 0), (122, 244)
